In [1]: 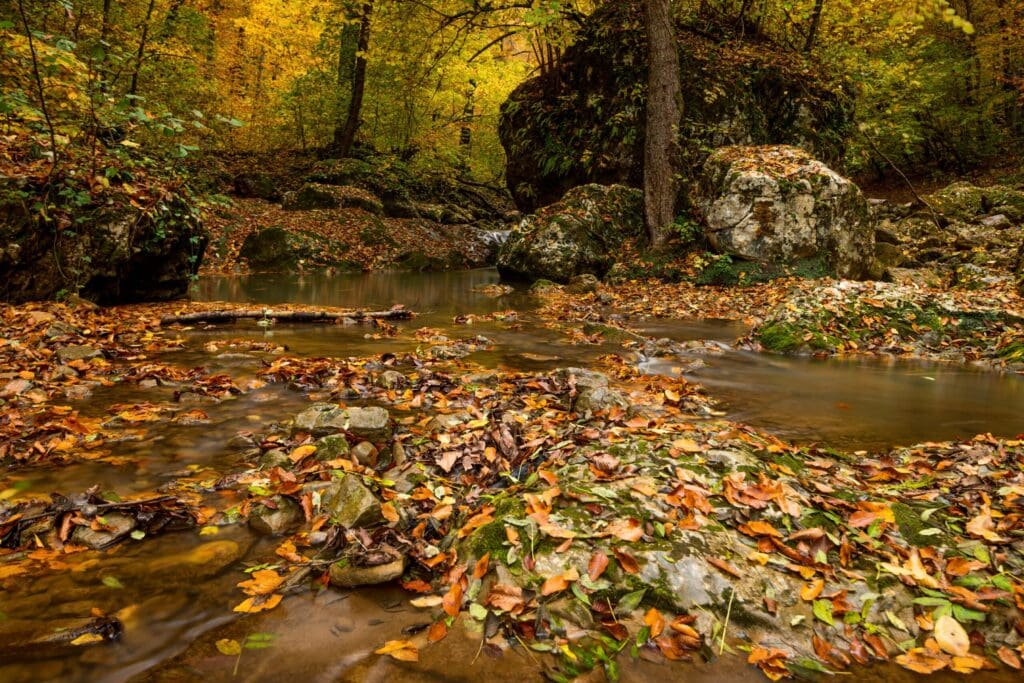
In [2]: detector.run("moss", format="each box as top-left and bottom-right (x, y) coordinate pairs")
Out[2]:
(757, 322), (806, 352)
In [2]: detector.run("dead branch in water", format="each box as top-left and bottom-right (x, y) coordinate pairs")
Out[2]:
(159, 308), (414, 326)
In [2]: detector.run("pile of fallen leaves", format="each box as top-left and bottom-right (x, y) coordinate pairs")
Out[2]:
(744, 280), (1024, 370)
(205, 347), (1021, 680)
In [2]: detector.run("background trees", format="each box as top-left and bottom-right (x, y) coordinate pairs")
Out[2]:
(1, 0), (1020, 189)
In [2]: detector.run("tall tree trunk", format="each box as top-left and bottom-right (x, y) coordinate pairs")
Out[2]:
(643, 0), (682, 248)
(332, 12), (361, 147)
(802, 0), (825, 53)
(335, 1), (373, 158)
(128, 0), (157, 97)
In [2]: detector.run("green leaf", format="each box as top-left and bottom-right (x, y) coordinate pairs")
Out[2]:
(571, 582), (591, 606)
(912, 597), (951, 606)
(615, 589), (645, 615)
(469, 603), (488, 621)
(102, 576), (124, 589)
(130, 530), (146, 540)
(813, 599), (834, 626)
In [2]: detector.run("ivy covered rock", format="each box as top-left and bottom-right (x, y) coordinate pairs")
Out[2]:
(496, 184), (643, 282)
(0, 188), (207, 305)
(695, 146), (874, 279)
(499, 1), (851, 212)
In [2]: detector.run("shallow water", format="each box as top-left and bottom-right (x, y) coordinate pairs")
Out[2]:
(3, 268), (1022, 682)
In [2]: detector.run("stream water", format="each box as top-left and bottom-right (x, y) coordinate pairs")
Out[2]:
(2, 268), (1022, 682)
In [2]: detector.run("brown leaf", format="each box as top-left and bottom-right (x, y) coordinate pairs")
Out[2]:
(588, 551), (609, 581)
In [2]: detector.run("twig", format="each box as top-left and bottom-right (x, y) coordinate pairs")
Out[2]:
(859, 129), (943, 229)
(16, 0), (59, 176)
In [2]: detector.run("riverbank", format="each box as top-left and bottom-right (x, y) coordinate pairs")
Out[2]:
(537, 274), (1024, 373)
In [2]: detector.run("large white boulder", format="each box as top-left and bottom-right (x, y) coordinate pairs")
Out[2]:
(695, 145), (874, 279)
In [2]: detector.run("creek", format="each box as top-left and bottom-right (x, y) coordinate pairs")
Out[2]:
(1, 268), (1021, 682)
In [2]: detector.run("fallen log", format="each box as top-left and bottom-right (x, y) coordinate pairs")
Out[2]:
(159, 308), (414, 326)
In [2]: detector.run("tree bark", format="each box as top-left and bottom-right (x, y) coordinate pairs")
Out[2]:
(643, 0), (682, 248)
(128, 0), (157, 97)
(802, 0), (825, 53)
(335, 1), (373, 157)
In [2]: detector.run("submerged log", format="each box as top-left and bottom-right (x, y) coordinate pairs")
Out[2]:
(159, 308), (414, 326)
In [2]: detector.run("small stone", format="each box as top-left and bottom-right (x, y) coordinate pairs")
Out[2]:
(565, 273), (600, 294)
(62, 384), (91, 401)
(1, 379), (33, 398)
(227, 433), (257, 450)
(258, 449), (290, 469)
(293, 403), (343, 436)
(374, 370), (406, 389)
(248, 496), (302, 535)
(57, 345), (101, 363)
(329, 550), (405, 588)
(324, 406), (391, 442)
(390, 441), (406, 467)
(71, 513), (135, 549)
(980, 213), (1011, 229)
(315, 434), (350, 460)
(320, 474), (382, 528)
(351, 441), (379, 467)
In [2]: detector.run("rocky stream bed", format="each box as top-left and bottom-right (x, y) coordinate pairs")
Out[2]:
(0, 269), (1022, 683)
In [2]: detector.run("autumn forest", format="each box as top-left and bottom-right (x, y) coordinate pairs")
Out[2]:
(1, 1), (1024, 681)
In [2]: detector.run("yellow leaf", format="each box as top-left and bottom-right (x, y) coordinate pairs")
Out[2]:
(70, 633), (104, 646)
(233, 593), (283, 613)
(934, 614), (970, 656)
(289, 444), (317, 463)
(375, 639), (419, 661)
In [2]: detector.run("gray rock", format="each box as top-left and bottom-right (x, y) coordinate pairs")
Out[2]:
(323, 406), (391, 442)
(320, 475), (382, 528)
(57, 345), (102, 363)
(248, 496), (302, 535)
(574, 385), (628, 413)
(315, 434), (350, 461)
(329, 551), (405, 587)
(258, 448), (291, 469)
(71, 513), (135, 549)
(980, 213), (1011, 229)
(374, 370), (406, 389)
(351, 441), (379, 467)
(874, 242), (905, 268)
(695, 146), (874, 279)
(565, 273), (600, 294)
(293, 403), (342, 436)
(497, 184), (644, 283)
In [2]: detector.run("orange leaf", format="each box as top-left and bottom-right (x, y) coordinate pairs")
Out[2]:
(800, 579), (824, 602)
(644, 607), (665, 638)
(588, 551), (609, 581)
(442, 580), (464, 617)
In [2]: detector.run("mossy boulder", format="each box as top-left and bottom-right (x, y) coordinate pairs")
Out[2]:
(695, 146), (874, 279)
(927, 182), (1024, 223)
(238, 227), (360, 272)
(497, 184), (643, 282)
(320, 475), (382, 528)
(0, 190), (207, 304)
(281, 183), (383, 214)
(499, 1), (851, 212)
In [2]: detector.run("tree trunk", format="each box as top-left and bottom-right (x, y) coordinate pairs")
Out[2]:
(128, 0), (157, 97)
(335, 1), (373, 158)
(802, 0), (825, 53)
(332, 11), (361, 148)
(642, 0), (682, 248)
